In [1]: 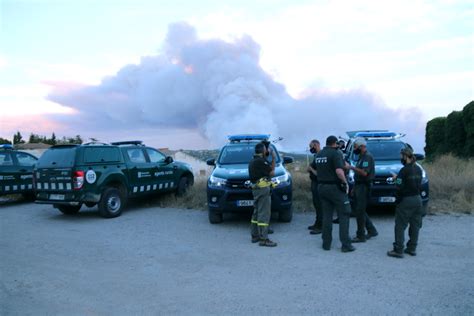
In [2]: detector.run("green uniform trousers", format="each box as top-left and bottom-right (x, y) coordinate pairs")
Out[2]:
(393, 195), (423, 253)
(319, 184), (352, 249)
(311, 180), (323, 228)
(251, 186), (271, 239)
(354, 184), (377, 238)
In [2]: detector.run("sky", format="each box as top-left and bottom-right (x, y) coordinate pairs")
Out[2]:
(0, 0), (473, 151)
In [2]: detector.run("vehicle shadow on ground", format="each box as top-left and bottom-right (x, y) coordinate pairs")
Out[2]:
(0, 195), (34, 207)
(367, 206), (396, 219)
(47, 207), (105, 222)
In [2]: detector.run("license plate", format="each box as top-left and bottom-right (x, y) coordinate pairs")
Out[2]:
(237, 200), (254, 207)
(379, 196), (396, 203)
(49, 194), (65, 200)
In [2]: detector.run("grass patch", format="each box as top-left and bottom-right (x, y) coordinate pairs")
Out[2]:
(423, 155), (474, 214)
(151, 179), (208, 210)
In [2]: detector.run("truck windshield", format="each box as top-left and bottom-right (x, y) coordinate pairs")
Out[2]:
(37, 147), (76, 168)
(365, 141), (406, 160)
(218, 144), (280, 165)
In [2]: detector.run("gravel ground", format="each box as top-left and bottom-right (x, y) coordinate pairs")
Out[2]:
(1, 200), (473, 315)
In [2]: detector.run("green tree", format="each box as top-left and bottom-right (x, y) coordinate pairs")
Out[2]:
(74, 135), (83, 144)
(13, 131), (25, 144)
(0, 137), (12, 144)
(29, 133), (41, 143)
(445, 111), (466, 156)
(425, 117), (446, 158)
(462, 101), (474, 157)
(50, 132), (57, 145)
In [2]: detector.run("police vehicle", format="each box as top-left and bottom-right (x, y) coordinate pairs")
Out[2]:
(34, 141), (194, 218)
(343, 130), (429, 208)
(0, 144), (38, 198)
(206, 134), (294, 224)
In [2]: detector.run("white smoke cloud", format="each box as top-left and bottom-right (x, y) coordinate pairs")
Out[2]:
(47, 22), (425, 151)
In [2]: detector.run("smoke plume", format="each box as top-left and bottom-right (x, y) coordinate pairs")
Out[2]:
(47, 22), (425, 151)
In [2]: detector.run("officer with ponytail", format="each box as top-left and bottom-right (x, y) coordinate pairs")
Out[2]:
(387, 147), (424, 258)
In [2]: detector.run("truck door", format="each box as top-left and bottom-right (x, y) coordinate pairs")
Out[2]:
(124, 148), (151, 196)
(145, 148), (177, 192)
(0, 151), (16, 195)
(14, 152), (38, 193)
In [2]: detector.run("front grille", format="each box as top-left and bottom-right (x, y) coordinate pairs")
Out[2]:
(225, 179), (248, 189)
(373, 176), (394, 185)
(227, 193), (253, 201)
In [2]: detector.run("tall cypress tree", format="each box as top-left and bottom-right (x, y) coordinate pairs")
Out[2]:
(445, 111), (466, 156)
(425, 117), (447, 158)
(462, 101), (474, 157)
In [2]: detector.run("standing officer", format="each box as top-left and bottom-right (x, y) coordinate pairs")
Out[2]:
(307, 139), (322, 235)
(387, 147), (423, 258)
(315, 135), (355, 252)
(348, 138), (378, 242)
(249, 142), (277, 247)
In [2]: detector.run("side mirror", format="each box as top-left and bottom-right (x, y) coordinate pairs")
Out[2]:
(164, 156), (174, 164)
(414, 153), (425, 161)
(206, 158), (216, 166)
(283, 156), (294, 164)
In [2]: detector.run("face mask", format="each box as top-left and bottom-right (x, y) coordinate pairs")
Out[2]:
(310, 147), (316, 154)
(354, 148), (361, 155)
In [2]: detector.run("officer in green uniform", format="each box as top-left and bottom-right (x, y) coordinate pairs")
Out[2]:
(315, 135), (355, 252)
(348, 138), (378, 242)
(307, 139), (322, 235)
(387, 147), (423, 258)
(248, 142), (277, 247)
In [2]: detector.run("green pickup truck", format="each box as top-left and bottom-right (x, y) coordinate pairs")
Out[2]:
(0, 144), (38, 198)
(34, 141), (194, 218)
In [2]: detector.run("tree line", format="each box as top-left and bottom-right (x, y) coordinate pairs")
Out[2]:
(425, 101), (473, 159)
(0, 132), (83, 146)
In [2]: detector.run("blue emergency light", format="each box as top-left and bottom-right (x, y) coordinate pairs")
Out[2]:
(0, 144), (13, 150)
(354, 131), (398, 138)
(227, 134), (270, 142)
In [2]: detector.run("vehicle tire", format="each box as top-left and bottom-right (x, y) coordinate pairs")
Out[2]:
(22, 192), (36, 201)
(176, 176), (190, 196)
(98, 187), (124, 218)
(57, 204), (82, 215)
(278, 207), (293, 222)
(84, 202), (96, 208)
(208, 209), (223, 224)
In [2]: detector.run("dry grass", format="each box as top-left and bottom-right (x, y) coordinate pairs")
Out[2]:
(150, 179), (209, 210)
(286, 166), (314, 213)
(3, 155), (472, 215)
(423, 155), (474, 214)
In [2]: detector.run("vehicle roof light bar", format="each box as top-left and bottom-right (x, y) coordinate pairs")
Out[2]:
(0, 144), (13, 150)
(110, 140), (143, 146)
(227, 134), (270, 142)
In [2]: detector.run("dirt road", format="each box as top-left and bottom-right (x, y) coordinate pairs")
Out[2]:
(1, 201), (473, 315)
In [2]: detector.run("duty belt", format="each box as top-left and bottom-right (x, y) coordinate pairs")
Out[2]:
(318, 181), (338, 184)
(254, 178), (272, 188)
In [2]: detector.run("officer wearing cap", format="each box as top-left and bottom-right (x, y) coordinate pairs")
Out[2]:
(248, 142), (277, 247)
(307, 139), (322, 235)
(315, 135), (355, 252)
(387, 147), (424, 258)
(348, 137), (378, 242)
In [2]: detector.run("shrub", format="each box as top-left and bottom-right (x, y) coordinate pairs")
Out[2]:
(423, 155), (474, 214)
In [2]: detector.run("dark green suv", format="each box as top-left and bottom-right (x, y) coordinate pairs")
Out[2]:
(0, 144), (38, 198)
(34, 141), (194, 218)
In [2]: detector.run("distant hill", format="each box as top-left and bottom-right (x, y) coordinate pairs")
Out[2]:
(181, 149), (220, 161)
(183, 149), (310, 165)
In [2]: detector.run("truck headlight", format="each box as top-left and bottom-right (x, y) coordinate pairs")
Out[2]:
(421, 169), (428, 184)
(272, 172), (290, 185)
(209, 175), (226, 187)
(348, 170), (355, 183)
